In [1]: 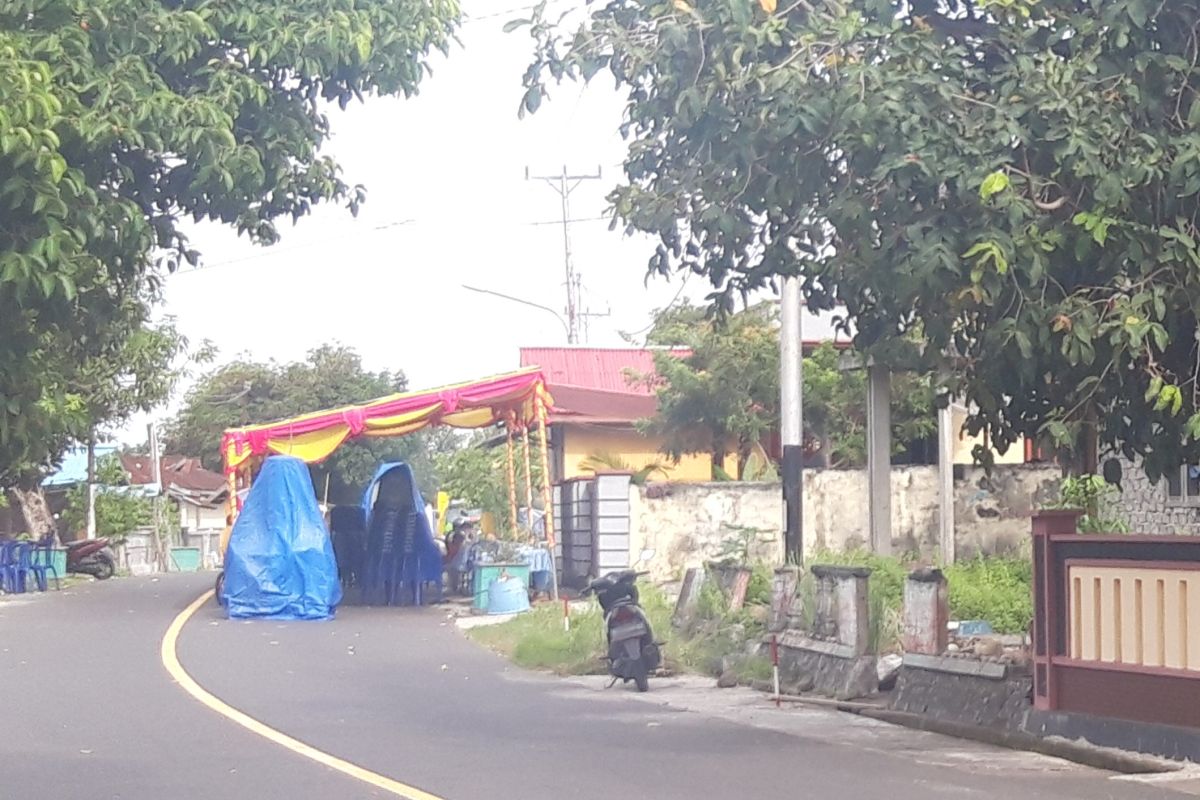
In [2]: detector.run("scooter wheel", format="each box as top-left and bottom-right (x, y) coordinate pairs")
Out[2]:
(214, 571), (226, 605)
(93, 553), (115, 580)
(634, 668), (649, 693)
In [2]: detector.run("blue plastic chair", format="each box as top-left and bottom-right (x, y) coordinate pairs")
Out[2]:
(0, 541), (15, 593)
(4, 542), (32, 594)
(30, 537), (60, 591)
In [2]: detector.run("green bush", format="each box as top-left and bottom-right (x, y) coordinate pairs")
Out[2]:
(943, 557), (1033, 634)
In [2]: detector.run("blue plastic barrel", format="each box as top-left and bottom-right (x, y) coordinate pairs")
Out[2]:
(487, 574), (531, 615)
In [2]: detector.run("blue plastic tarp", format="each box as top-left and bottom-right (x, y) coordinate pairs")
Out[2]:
(359, 462), (443, 605)
(223, 456), (342, 620)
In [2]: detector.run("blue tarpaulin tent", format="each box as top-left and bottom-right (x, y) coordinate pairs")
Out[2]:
(222, 456), (341, 620)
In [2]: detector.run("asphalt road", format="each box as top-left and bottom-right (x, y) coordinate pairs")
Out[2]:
(1, 574), (1196, 800)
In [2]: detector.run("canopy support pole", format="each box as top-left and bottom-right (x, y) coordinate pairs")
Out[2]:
(535, 395), (559, 601)
(521, 422), (535, 539)
(505, 416), (519, 537)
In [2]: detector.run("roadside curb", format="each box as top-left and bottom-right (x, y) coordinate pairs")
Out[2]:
(752, 687), (1181, 775)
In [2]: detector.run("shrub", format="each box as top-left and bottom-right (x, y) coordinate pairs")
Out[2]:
(943, 557), (1033, 635)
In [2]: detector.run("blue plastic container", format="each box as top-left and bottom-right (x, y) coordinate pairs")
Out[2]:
(487, 573), (531, 615)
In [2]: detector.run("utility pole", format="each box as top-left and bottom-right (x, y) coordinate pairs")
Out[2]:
(148, 422), (167, 572)
(85, 427), (97, 540)
(780, 278), (804, 564)
(526, 164), (602, 344)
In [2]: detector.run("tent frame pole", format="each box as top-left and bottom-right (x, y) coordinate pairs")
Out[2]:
(505, 416), (519, 537)
(535, 395), (558, 601)
(521, 422), (536, 539)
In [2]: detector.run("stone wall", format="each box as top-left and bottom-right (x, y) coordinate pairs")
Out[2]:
(628, 463), (1063, 581)
(1114, 457), (1200, 535)
(954, 464), (1061, 559)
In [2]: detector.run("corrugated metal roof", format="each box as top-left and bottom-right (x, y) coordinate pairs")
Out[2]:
(42, 444), (119, 487)
(121, 454), (227, 494)
(519, 347), (689, 396)
(544, 384), (658, 423)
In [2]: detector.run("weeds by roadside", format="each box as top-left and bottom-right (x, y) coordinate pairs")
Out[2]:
(809, 549), (1033, 637)
(468, 564), (777, 683)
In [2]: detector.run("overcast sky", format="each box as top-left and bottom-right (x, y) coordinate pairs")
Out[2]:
(116, 0), (842, 445)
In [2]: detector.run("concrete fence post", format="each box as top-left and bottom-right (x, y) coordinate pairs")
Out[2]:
(769, 566), (800, 632)
(902, 567), (949, 656)
(811, 564), (874, 656)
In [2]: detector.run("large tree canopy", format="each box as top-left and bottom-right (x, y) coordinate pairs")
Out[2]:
(164, 345), (455, 503)
(522, 0), (1200, 478)
(0, 0), (458, 484)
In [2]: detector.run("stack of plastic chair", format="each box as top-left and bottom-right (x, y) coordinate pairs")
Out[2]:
(362, 507), (400, 606)
(30, 537), (60, 591)
(393, 511), (420, 606)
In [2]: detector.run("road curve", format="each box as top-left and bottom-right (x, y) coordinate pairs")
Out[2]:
(1, 574), (1191, 800)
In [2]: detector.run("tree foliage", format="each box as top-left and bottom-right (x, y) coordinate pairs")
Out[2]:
(636, 303), (934, 473)
(522, 0), (1200, 479)
(163, 345), (454, 503)
(435, 431), (544, 534)
(61, 453), (153, 542)
(0, 0), (459, 486)
(638, 303), (780, 474)
(0, 303), (194, 488)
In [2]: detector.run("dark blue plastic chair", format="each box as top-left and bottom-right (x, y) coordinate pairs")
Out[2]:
(5, 542), (33, 594)
(30, 537), (60, 591)
(0, 541), (15, 593)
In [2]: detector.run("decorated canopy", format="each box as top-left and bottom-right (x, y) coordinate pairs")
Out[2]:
(221, 368), (553, 471)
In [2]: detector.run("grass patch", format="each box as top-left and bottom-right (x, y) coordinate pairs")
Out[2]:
(469, 570), (774, 680)
(943, 556), (1032, 634)
(468, 586), (674, 675)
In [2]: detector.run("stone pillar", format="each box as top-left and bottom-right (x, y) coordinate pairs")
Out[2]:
(902, 567), (949, 655)
(769, 566), (800, 632)
(812, 564), (873, 656)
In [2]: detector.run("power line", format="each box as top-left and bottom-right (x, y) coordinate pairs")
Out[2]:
(525, 164), (603, 344)
(171, 214), (615, 277)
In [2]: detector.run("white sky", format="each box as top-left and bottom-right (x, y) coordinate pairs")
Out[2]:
(116, 0), (842, 444)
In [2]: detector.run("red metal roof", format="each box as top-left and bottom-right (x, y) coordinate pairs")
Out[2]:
(519, 347), (690, 396)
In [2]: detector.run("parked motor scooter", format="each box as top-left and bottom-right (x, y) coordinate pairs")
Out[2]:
(582, 570), (662, 692)
(65, 538), (117, 580)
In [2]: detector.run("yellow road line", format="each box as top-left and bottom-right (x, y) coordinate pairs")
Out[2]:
(161, 589), (446, 800)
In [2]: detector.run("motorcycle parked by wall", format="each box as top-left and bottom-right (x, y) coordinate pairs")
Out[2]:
(65, 538), (117, 580)
(583, 570), (662, 692)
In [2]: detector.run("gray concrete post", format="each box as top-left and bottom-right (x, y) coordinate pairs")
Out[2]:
(769, 566), (800, 632)
(866, 363), (893, 555)
(902, 567), (949, 655)
(812, 564), (874, 655)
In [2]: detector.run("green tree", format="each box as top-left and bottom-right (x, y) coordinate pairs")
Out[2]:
(520, 0), (1200, 479)
(61, 454), (153, 542)
(638, 303), (780, 476)
(435, 431), (544, 535)
(0, 0), (459, 485)
(637, 303), (934, 474)
(163, 345), (452, 503)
